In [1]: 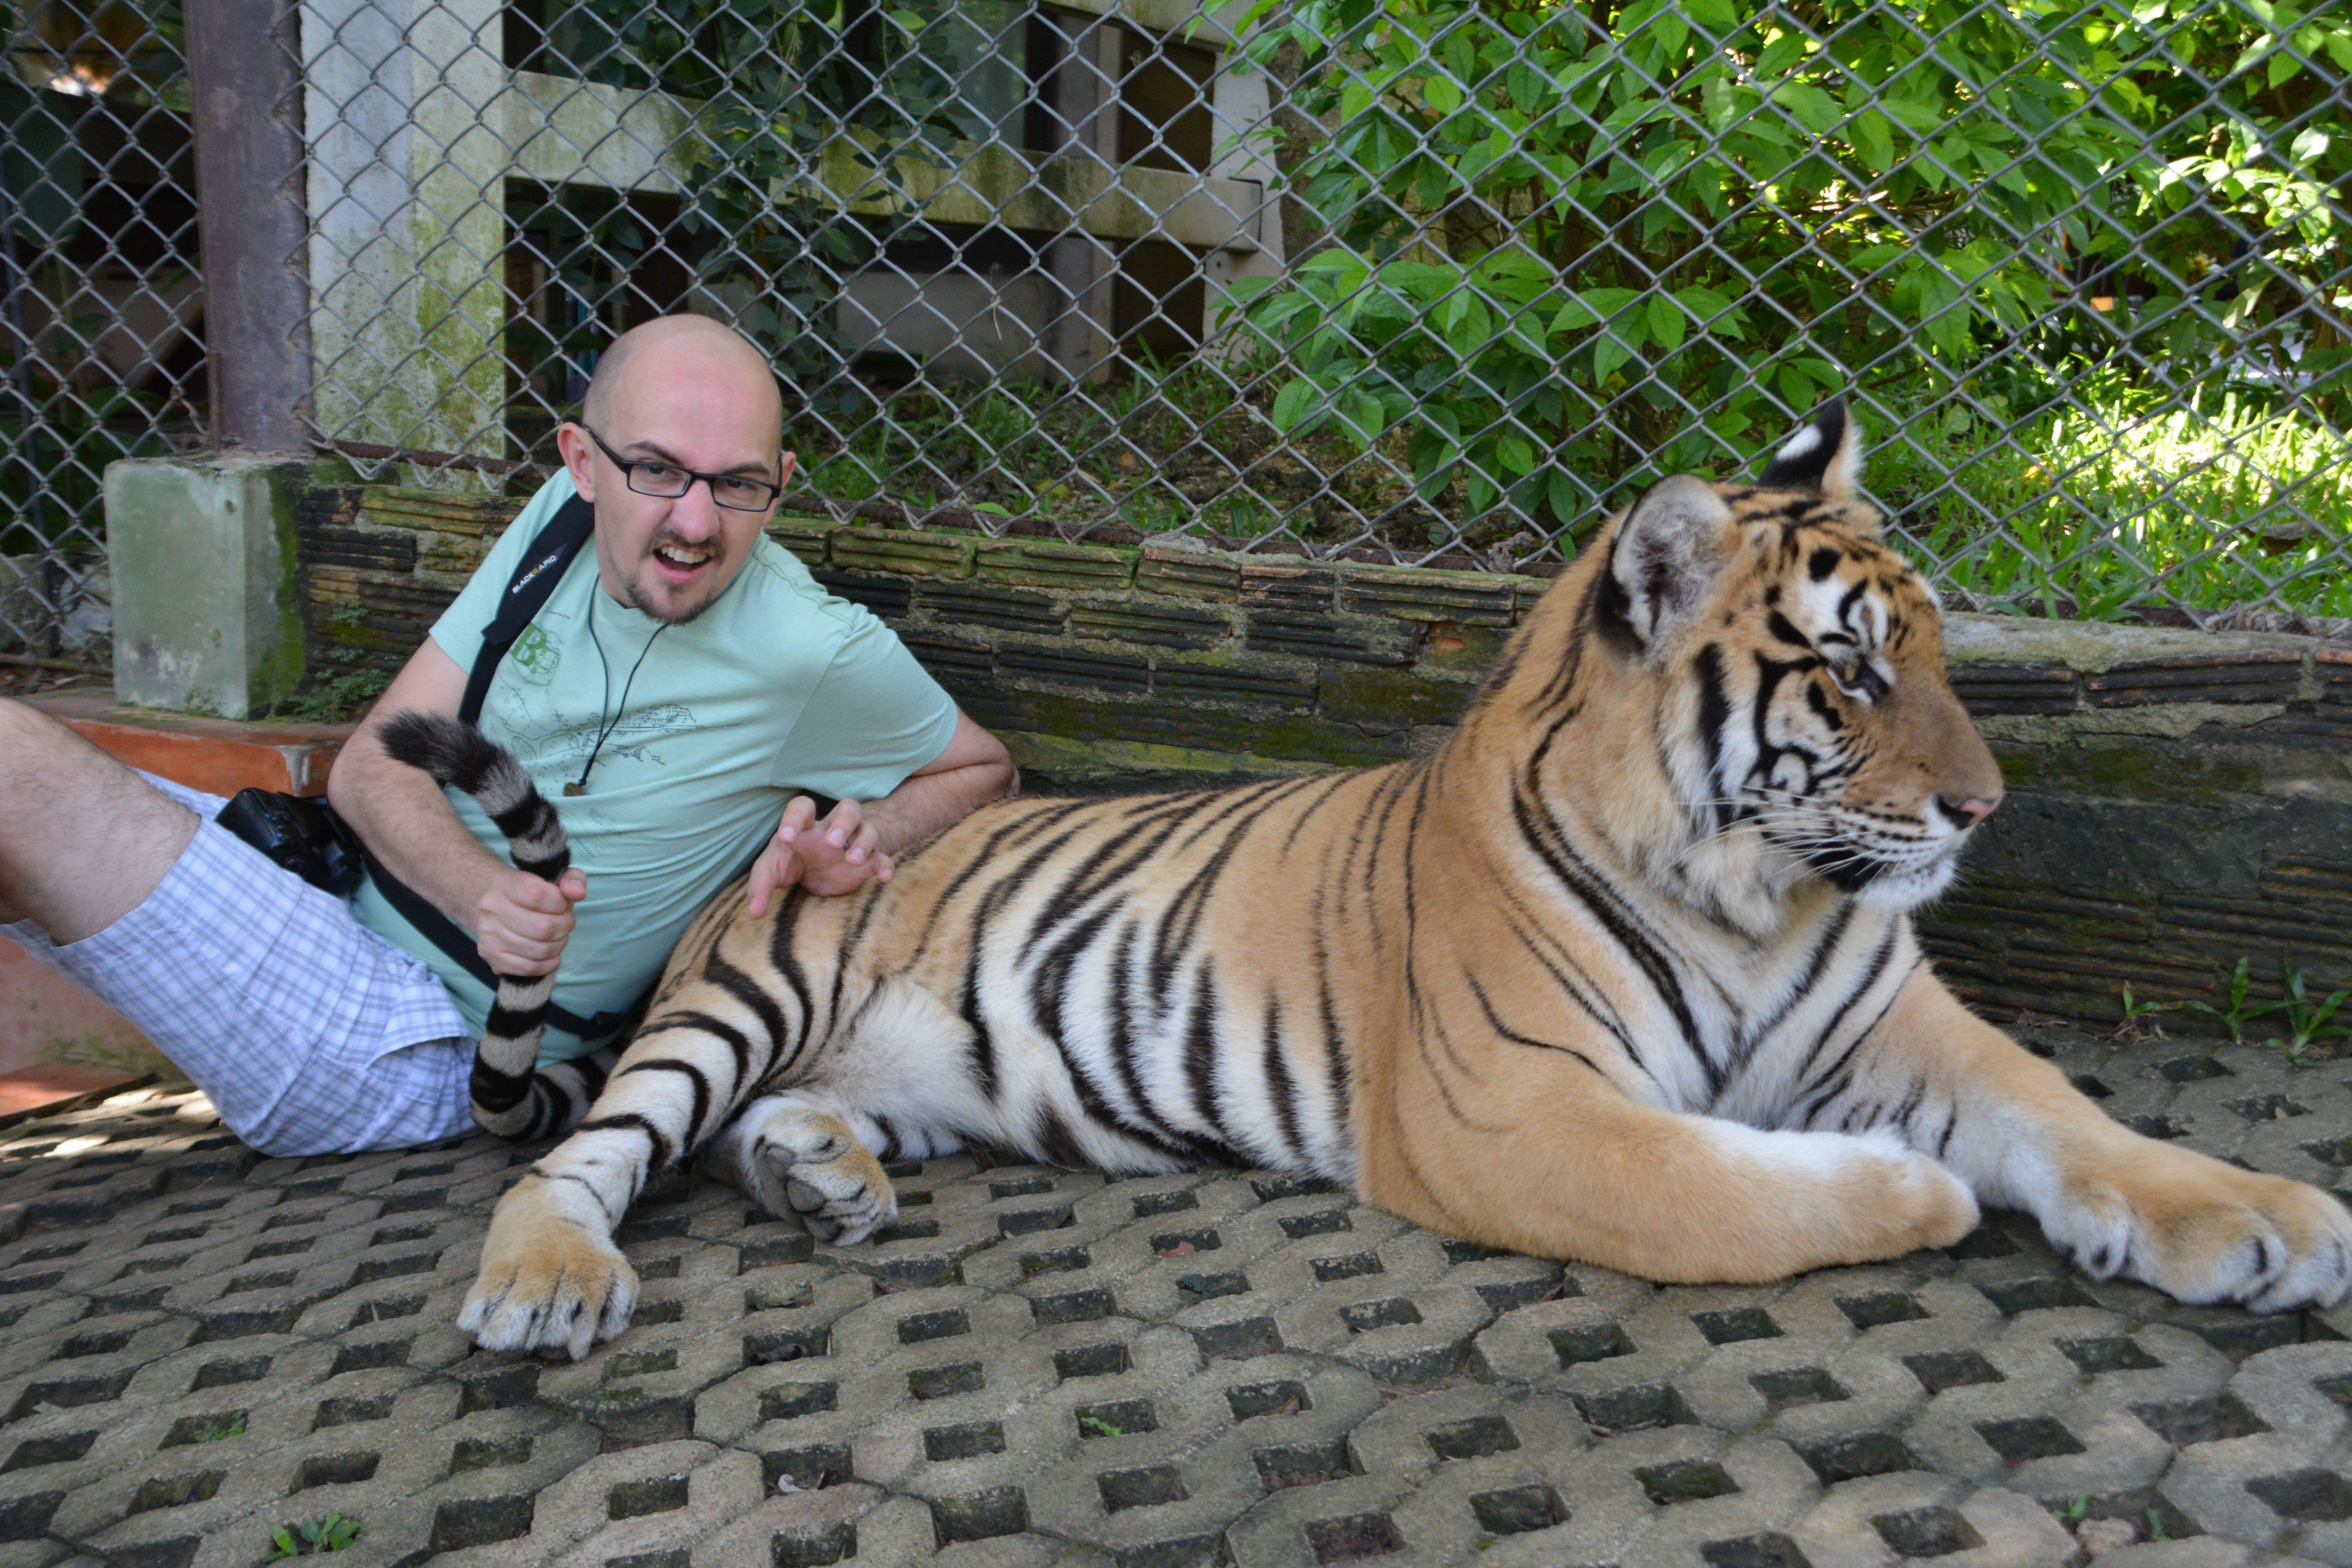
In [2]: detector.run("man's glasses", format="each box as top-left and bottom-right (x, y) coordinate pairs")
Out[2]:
(581, 426), (783, 512)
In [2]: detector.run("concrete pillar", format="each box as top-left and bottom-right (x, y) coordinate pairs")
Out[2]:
(299, 0), (507, 464)
(105, 457), (307, 719)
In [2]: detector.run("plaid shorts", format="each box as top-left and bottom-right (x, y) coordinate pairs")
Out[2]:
(2, 773), (479, 1156)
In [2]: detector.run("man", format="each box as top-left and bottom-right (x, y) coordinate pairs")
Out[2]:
(0, 314), (1016, 1156)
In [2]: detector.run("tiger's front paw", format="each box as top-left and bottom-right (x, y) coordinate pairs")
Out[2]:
(2048, 1148), (2352, 1313)
(457, 1173), (638, 1360)
(710, 1097), (897, 1245)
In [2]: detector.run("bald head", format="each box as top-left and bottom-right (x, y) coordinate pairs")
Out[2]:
(582, 315), (782, 449)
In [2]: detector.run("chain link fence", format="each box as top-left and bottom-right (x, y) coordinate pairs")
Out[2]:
(2, 0), (201, 662)
(5, 0), (2349, 659)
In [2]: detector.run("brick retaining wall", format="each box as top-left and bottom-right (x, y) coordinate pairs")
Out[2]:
(296, 479), (2352, 1028)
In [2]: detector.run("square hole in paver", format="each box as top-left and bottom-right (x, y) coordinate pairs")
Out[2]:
(1573, 1383), (1695, 1434)
(1945, 1228), (2022, 1259)
(999, 1206), (1073, 1237)
(1100, 1463), (1189, 1512)
(1314, 1253), (1383, 1283)
(1903, 1351), (2004, 1394)
(1021, 1246), (1091, 1276)
(1751, 1368), (1846, 1412)
(307, 1392), (391, 1431)
(1229, 1380), (1307, 1419)
(925, 1420), (1006, 1460)
(5, 1432), (96, 1472)
(1339, 1298), (1422, 1334)
(1193, 1317), (1282, 1361)
(908, 1364), (979, 1401)
(1305, 1512), (1405, 1564)
(433, 1495), (536, 1552)
(1427, 1415), (1518, 1461)
(1693, 1308), (1782, 1345)
(160, 1411), (247, 1446)
(132, 1469), (224, 1512)
(1702, 1534), (1813, 1568)
(1256, 1438), (1360, 1490)
(773, 1521), (856, 1568)
(1153, 1229), (1220, 1256)
(329, 1338), (410, 1375)
(2133, 1393), (2270, 1445)
(191, 1356), (270, 1391)
(763, 1381), (841, 1420)
(1550, 1324), (1634, 1366)
(1281, 1211), (1352, 1240)
(765, 1443), (853, 1491)
(898, 1308), (970, 1344)
(1055, 1343), (1130, 1380)
(1471, 1483), (1567, 1535)
(1976, 1416), (2085, 1463)
(1795, 1433), (1923, 1485)
(55, 1328), (135, 1359)
(2248, 1470), (2352, 1523)
(1980, 1276), (2103, 1316)
(1077, 1398), (1157, 1439)
(2227, 1094), (2307, 1121)
(1871, 1507), (1983, 1558)
(991, 1178), (1054, 1199)
(451, 1436), (532, 1474)
(2068, 1487), (2201, 1542)
(610, 1473), (690, 1519)
(931, 1486), (1028, 1546)
(1176, 1271), (1250, 1304)
(2059, 1336), (2162, 1374)
(296, 1451), (381, 1489)
(1636, 1459), (1739, 1505)
(1132, 1190), (1198, 1217)
(1837, 1291), (1929, 1328)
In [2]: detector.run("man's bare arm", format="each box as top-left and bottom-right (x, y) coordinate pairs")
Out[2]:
(328, 639), (586, 976)
(746, 711), (1016, 913)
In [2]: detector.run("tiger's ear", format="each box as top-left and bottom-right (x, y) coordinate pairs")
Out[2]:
(1601, 474), (1733, 652)
(1759, 396), (1861, 500)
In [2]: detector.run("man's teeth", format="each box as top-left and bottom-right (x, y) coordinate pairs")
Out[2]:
(654, 544), (711, 568)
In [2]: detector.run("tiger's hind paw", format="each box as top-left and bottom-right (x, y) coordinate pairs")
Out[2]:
(711, 1097), (897, 1246)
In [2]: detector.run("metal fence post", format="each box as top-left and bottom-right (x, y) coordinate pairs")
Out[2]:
(186, 0), (313, 454)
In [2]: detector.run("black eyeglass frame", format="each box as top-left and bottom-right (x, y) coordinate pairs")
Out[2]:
(579, 425), (785, 512)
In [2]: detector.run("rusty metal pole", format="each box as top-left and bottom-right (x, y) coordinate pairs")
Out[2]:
(185, 0), (312, 453)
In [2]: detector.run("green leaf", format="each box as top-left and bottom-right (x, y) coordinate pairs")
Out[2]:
(1773, 83), (1841, 135)
(1646, 293), (1686, 349)
(1592, 334), (1633, 382)
(1849, 109), (1896, 172)
(1270, 379), (1318, 433)
(1497, 435), (1537, 477)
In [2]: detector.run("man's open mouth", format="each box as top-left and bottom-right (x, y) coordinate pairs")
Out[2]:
(650, 541), (715, 581)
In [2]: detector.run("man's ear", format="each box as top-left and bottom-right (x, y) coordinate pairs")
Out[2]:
(1600, 474), (1733, 652)
(1758, 396), (1861, 500)
(555, 422), (599, 502)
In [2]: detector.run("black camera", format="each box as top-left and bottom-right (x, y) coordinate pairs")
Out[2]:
(214, 789), (367, 897)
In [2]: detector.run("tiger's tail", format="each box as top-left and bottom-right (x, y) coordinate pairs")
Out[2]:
(377, 710), (597, 1142)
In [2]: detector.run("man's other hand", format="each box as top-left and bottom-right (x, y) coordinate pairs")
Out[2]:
(748, 796), (890, 914)
(477, 866), (588, 976)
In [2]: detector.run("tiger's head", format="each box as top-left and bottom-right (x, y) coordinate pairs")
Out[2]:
(1578, 399), (2002, 914)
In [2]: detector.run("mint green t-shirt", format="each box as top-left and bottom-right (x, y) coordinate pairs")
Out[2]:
(350, 471), (960, 1065)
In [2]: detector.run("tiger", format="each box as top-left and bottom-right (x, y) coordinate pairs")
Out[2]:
(421, 399), (2352, 1362)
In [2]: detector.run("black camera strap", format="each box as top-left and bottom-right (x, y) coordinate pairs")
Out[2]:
(359, 494), (644, 1042)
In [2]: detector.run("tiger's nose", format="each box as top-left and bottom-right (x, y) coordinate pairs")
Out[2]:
(1937, 793), (2001, 829)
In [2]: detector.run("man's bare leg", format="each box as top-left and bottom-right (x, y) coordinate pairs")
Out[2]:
(0, 698), (200, 940)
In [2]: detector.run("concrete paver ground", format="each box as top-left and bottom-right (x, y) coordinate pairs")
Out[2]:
(4, 1025), (2352, 1568)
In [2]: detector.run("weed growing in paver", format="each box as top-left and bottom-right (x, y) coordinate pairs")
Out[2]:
(2111, 983), (2172, 1043)
(194, 1415), (244, 1441)
(2180, 959), (2352, 1062)
(266, 1514), (361, 1557)
(1078, 1415), (1125, 1438)
(2256, 968), (2352, 1063)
